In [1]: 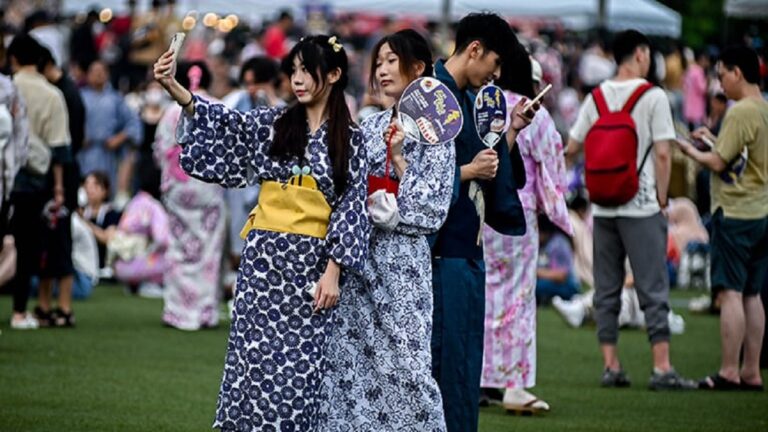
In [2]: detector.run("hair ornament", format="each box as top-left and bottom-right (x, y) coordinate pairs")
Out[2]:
(328, 36), (343, 53)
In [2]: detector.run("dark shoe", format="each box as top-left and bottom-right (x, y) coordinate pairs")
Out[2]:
(478, 393), (490, 407)
(479, 387), (503, 407)
(33, 306), (54, 328)
(698, 374), (740, 391)
(601, 368), (631, 388)
(52, 308), (76, 327)
(649, 368), (697, 390)
(740, 381), (764, 392)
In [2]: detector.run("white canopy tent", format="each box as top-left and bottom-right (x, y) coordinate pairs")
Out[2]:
(63, 0), (681, 37)
(327, 0), (681, 36)
(453, 0), (681, 37)
(724, 0), (768, 18)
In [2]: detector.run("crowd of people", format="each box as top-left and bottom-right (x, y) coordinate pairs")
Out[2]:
(0, 2), (767, 432)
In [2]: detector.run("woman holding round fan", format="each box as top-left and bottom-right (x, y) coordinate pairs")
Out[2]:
(319, 29), (456, 431)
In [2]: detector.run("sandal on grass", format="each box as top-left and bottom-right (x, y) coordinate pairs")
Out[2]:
(699, 374), (740, 390)
(740, 381), (764, 392)
(503, 389), (550, 415)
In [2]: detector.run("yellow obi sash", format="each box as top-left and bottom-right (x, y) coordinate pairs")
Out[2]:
(240, 171), (332, 240)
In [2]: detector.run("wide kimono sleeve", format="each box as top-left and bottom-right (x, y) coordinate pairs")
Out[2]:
(175, 94), (279, 188)
(484, 137), (526, 237)
(324, 128), (370, 275)
(527, 107), (573, 235)
(149, 199), (171, 252)
(394, 139), (456, 236)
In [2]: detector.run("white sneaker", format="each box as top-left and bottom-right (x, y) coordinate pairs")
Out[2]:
(10, 313), (39, 330)
(503, 388), (550, 414)
(668, 311), (686, 335)
(138, 282), (164, 299)
(552, 296), (585, 328)
(688, 295), (711, 313)
(98, 267), (114, 279)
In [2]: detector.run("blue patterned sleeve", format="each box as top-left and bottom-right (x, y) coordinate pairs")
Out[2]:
(176, 95), (277, 188)
(394, 140), (456, 236)
(325, 128), (370, 274)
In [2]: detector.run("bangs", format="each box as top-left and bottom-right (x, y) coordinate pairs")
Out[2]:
(283, 40), (326, 86)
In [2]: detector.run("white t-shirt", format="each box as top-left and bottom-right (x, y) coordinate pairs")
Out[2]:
(71, 213), (99, 283)
(570, 78), (675, 218)
(579, 50), (616, 87)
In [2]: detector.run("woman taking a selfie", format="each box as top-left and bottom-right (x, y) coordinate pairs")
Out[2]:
(154, 35), (369, 431)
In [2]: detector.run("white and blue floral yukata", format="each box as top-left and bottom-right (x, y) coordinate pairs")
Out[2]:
(176, 95), (369, 432)
(319, 108), (455, 431)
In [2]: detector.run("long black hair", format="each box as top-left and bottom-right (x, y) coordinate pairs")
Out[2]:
(369, 29), (434, 92)
(271, 35), (352, 196)
(497, 42), (534, 99)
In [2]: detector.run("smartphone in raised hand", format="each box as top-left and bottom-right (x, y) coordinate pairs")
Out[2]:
(522, 83), (552, 113)
(166, 32), (186, 75)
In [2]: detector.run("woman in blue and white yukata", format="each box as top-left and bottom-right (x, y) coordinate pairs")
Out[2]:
(154, 35), (369, 432)
(319, 29), (455, 432)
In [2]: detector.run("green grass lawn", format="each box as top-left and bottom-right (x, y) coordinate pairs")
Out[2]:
(1, 286), (766, 432)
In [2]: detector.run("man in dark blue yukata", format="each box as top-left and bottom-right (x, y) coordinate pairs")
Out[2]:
(430, 13), (536, 432)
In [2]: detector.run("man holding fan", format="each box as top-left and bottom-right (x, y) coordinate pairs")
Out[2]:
(429, 12), (535, 432)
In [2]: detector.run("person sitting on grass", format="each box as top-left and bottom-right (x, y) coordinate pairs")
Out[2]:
(110, 173), (170, 298)
(535, 214), (579, 305)
(80, 171), (122, 275)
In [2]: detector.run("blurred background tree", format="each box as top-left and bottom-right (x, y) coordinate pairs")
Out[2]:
(659, 0), (726, 48)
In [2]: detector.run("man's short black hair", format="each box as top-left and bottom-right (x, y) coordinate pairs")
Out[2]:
(713, 92), (728, 104)
(36, 44), (56, 72)
(240, 56), (279, 85)
(720, 45), (760, 85)
(7, 34), (44, 67)
(454, 13), (516, 59)
(612, 29), (651, 65)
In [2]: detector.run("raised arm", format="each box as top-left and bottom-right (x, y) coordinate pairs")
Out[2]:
(393, 139), (456, 236)
(154, 49), (280, 188)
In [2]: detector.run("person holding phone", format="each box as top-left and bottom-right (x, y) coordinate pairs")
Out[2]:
(319, 29), (455, 431)
(154, 35), (370, 431)
(676, 46), (768, 391)
(480, 53), (571, 414)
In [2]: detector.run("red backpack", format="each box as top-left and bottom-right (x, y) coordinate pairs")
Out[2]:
(584, 82), (654, 207)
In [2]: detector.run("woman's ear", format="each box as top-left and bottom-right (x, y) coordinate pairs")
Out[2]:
(413, 61), (426, 78)
(327, 67), (342, 85)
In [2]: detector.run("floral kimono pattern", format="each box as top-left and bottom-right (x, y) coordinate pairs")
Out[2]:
(481, 91), (572, 389)
(176, 96), (369, 432)
(319, 109), (455, 431)
(154, 103), (227, 331)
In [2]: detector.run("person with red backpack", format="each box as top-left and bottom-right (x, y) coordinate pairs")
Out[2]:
(565, 30), (697, 390)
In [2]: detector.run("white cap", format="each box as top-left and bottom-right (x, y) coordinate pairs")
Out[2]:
(531, 57), (543, 84)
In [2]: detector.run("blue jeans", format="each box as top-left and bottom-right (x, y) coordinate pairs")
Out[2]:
(536, 274), (579, 303)
(30, 270), (94, 300)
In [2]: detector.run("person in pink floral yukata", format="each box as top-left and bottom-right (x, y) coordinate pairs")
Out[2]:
(480, 53), (572, 414)
(153, 61), (226, 330)
(112, 176), (170, 297)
